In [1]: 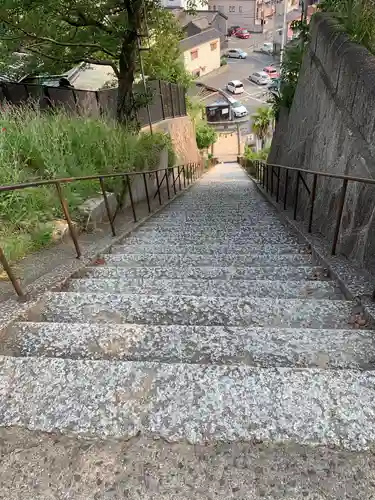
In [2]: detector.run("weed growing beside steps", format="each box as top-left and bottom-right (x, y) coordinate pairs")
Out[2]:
(0, 105), (175, 263)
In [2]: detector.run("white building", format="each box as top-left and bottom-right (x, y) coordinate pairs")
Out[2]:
(161, 0), (208, 9)
(206, 0), (298, 32)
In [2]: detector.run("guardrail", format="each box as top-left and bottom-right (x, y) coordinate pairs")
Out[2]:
(0, 162), (203, 298)
(240, 158), (375, 257)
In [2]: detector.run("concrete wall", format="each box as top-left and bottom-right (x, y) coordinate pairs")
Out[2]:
(152, 116), (202, 165)
(182, 37), (221, 77)
(208, 0), (257, 31)
(268, 13), (375, 270)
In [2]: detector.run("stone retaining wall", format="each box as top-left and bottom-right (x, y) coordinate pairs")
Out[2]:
(268, 13), (375, 270)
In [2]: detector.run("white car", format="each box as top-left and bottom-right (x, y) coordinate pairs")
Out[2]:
(260, 42), (273, 55)
(226, 48), (248, 59)
(227, 97), (248, 118)
(249, 71), (270, 85)
(226, 80), (244, 94)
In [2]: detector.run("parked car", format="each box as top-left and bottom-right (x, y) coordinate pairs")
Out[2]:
(226, 48), (248, 59)
(226, 80), (245, 94)
(227, 97), (248, 118)
(263, 66), (280, 79)
(267, 78), (281, 92)
(228, 25), (241, 36)
(249, 71), (270, 85)
(235, 29), (250, 39)
(259, 42), (273, 54)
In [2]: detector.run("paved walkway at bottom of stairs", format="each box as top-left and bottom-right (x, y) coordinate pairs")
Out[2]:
(1, 163), (375, 498)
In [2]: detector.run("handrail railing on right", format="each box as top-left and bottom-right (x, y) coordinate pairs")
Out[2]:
(0, 161), (203, 298)
(240, 158), (375, 258)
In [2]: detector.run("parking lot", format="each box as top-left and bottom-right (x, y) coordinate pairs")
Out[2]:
(199, 34), (279, 112)
(198, 35), (279, 135)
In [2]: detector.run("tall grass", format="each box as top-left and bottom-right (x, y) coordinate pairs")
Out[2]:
(0, 104), (174, 262)
(319, 0), (375, 54)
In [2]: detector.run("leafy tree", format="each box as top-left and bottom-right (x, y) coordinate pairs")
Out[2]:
(195, 122), (217, 150)
(252, 106), (272, 149)
(0, 0), (199, 126)
(142, 9), (192, 88)
(267, 19), (309, 119)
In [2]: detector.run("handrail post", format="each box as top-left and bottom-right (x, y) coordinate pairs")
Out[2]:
(143, 173), (151, 213)
(178, 165), (182, 191)
(331, 178), (348, 255)
(293, 172), (300, 220)
(276, 166), (280, 203)
(165, 168), (170, 199)
(155, 170), (162, 205)
(172, 167), (177, 195)
(0, 247), (24, 297)
(126, 175), (137, 222)
(265, 164), (269, 191)
(262, 163), (265, 188)
(308, 174), (318, 233)
(284, 168), (289, 210)
(55, 182), (81, 258)
(99, 177), (116, 236)
(270, 165), (274, 195)
(183, 165), (186, 188)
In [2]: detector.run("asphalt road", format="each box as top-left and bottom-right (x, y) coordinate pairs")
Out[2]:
(199, 34), (279, 135)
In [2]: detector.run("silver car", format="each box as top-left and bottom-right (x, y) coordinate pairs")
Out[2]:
(249, 71), (270, 85)
(226, 48), (248, 59)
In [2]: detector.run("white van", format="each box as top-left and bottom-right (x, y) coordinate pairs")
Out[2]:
(226, 80), (244, 94)
(260, 42), (273, 55)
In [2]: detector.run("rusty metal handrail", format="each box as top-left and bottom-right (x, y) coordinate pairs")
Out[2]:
(0, 161), (203, 298)
(242, 158), (375, 258)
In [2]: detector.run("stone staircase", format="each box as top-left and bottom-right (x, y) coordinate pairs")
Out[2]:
(2, 162), (375, 454)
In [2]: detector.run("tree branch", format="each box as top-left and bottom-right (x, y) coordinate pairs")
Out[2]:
(26, 47), (120, 78)
(0, 18), (119, 58)
(62, 12), (115, 35)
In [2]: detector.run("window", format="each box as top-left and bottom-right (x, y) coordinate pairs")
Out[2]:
(190, 49), (199, 60)
(239, 5), (242, 12)
(229, 5), (235, 12)
(210, 41), (218, 51)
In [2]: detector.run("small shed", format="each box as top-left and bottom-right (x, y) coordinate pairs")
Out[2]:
(206, 99), (231, 122)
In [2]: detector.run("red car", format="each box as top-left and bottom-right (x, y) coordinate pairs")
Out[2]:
(263, 66), (280, 79)
(235, 29), (250, 39)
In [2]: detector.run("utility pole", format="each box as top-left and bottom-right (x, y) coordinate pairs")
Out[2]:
(279, 0), (288, 63)
(137, 35), (153, 135)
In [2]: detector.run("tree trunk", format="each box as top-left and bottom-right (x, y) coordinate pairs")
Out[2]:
(117, 37), (138, 127)
(116, 0), (144, 127)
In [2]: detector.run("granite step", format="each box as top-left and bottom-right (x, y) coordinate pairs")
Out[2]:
(1, 356), (374, 449)
(35, 292), (356, 328)
(133, 223), (293, 235)
(68, 278), (342, 299)
(125, 232), (298, 244)
(7, 323), (373, 369)
(101, 252), (313, 267)
(110, 243), (307, 256)
(119, 233), (299, 246)
(142, 217), (281, 227)
(80, 264), (326, 282)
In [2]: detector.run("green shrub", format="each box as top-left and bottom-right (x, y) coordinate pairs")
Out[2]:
(0, 105), (174, 262)
(195, 122), (217, 150)
(244, 145), (270, 161)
